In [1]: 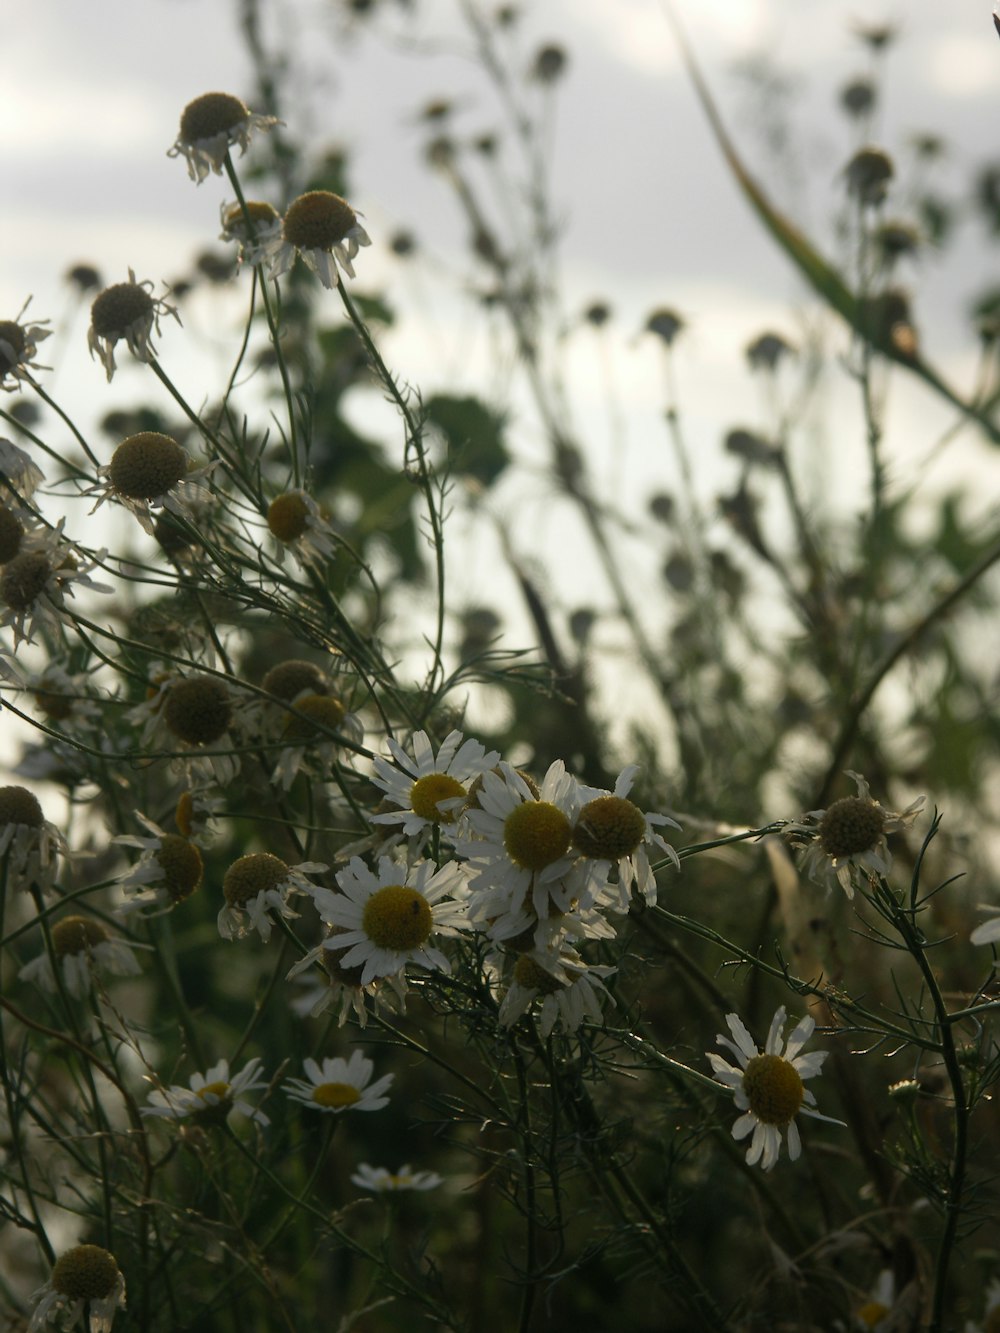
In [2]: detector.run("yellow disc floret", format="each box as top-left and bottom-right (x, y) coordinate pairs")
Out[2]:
(361, 885), (433, 951)
(819, 797), (885, 858)
(52, 916), (110, 957)
(741, 1054), (804, 1127)
(572, 795), (646, 859)
(410, 773), (466, 823)
(503, 801), (571, 871)
(163, 676), (232, 745)
(180, 92), (251, 143)
(109, 432), (187, 500)
(1, 550), (51, 611)
(282, 191), (359, 250)
(223, 852), (288, 907)
(50, 1245), (120, 1301)
(513, 954), (563, 995)
(267, 492), (310, 542)
(154, 834), (204, 903)
(282, 693), (345, 743)
(312, 1082), (360, 1109)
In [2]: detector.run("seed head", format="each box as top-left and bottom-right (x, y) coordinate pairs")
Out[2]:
(50, 1245), (121, 1301)
(154, 834), (204, 902)
(91, 281), (154, 341)
(282, 192), (360, 251)
(223, 852), (289, 907)
(262, 659), (329, 701)
(0, 321), (26, 376)
(1, 550), (51, 612)
(819, 796), (886, 859)
(267, 492), (310, 542)
(162, 676), (232, 745)
(0, 785), (44, 829)
(52, 916), (111, 957)
(180, 92), (252, 144)
(109, 433), (187, 500)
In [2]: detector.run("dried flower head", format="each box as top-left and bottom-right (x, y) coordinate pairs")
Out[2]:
(0, 301), (51, 391)
(19, 914), (142, 997)
(0, 784), (69, 894)
(92, 432), (214, 536)
(845, 147), (894, 207)
(217, 851), (326, 941)
(169, 92), (280, 183)
(88, 269), (180, 380)
(116, 814), (205, 912)
(219, 199), (282, 262)
(0, 529), (112, 647)
(29, 1244), (126, 1333)
(266, 490), (337, 566)
(264, 190), (371, 288)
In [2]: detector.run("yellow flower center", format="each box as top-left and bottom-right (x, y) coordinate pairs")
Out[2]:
(175, 791), (195, 838)
(819, 797), (886, 858)
(162, 676), (232, 745)
(742, 1054), (804, 1127)
(1, 550), (52, 612)
(856, 1300), (890, 1328)
(223, 852), (289, 907)
(312, 1082), (360, 1109)
(262, 659), (329, 701)
(282, 191), (359, 251)
(0, 785), (44, 829)
(91, 281), (153, 339)
(361, 885), (433, 951)
(410, 773), (466, 823)
(513, 954), (563, 995)
(503, 801), (571, 870)
(221, 200), (280, 239)
(267, 492), (311, 542)
(0, 505), (23, 563)
(52, 916), (110, 957)
(196, 1080), (231, 1101)
(154, 834), (204, 903)
(282, 693), (345, 743)
(50, 1245), (120, 1301)
(109, 432), (187, 500)
(572, 795), (646, 859)
(180, 92), (250, 143)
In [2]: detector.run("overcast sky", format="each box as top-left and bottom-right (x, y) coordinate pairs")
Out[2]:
(5, 0), (1000, 681)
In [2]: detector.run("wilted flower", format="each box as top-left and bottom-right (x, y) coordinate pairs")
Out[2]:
(0, 437), (45, 500)
(115, 813), (205, 912)
(266, 490), (337, 566)
(845, 147), (894, 207)
(498, 948), (615, 1038)
(0, 784), (69, 894)
(29, 1244), (126, 1333)
(219, 199), (282, 260)
(264, 190), (371, 288)
(91, 432), (215, 537)
(19, 915), (142, 997)
(785, 771), (924, 899)
(169, 92), (280, 183)
(217, 851), (327, 941)
(0, 302), (51, 391)
(88, 269), (180, 380)
(0, 526), (112, 647)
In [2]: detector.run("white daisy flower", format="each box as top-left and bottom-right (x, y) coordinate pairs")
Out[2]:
(0, 526), (112, 648)
(371, 729), (500, 840)
(0, 300), (51, 391)
(571, 764), (681, 909)
(29, 1244), (126, 1333)
(0, 784), (69, 895)
(498, 947), (615, 1038)
(708, 1005), (843, 1171)
(19, 915), (143, 998)
(88, 269), (180, 381)
(350, 1162), (443, 1193)
(455, 761), (606, 932)
(142, 1056), (270, 1127)
(217, 852), (327, 942)
(169, 92), (280, 184)
(284, 1050), (393, 1114)
(90, 431), (216, 538)
(298, 854), (470, 986)
(264, 190), (371, 288)
(785, 771), (924, 899)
